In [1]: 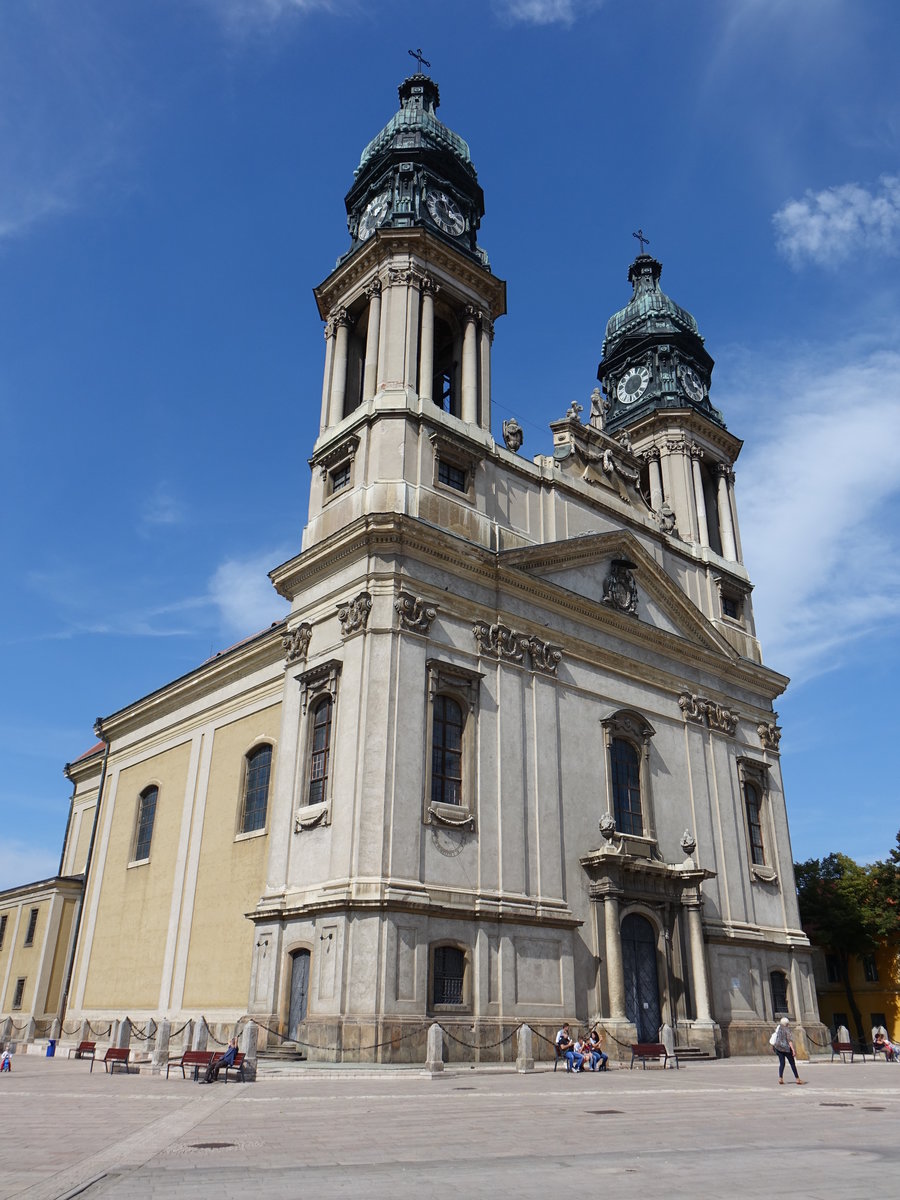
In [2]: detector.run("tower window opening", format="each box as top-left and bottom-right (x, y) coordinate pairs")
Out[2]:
(330, 462), (351, 493)
(437, 460), (467, 492)
(432, 317), (459, 416)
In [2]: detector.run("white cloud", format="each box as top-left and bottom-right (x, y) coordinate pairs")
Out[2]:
(197, 0), (336, 33)
(139, 482), (185, 532)
(732, 343), (900, 678)
(0, 840), (61, 892)
(208, 550), (289, 637)
(494, 0), (606, 24)
(773, 174), (900, 267)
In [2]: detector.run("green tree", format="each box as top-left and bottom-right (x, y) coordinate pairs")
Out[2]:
(795, 833), (900, 1046)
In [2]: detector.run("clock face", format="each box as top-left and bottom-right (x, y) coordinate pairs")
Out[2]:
(681, 365), (705, 402)
(358, 191), (391, 241)
(616, 365), (651, 405)
(426, 189), (466, 236)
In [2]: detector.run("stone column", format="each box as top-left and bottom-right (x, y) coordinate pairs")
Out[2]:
(690, 446), (710, 547)
(685, 903), (713, 1022)
(516, 1024), (535, 1073)
(604, 894), (626, 1019)
(645, 447), (663, 510)
(425, 1022), (444, 1075)
(716, 464), (738, 561)
(418, 278), (435, 404)
(151, 1019), (171, 1075)
(326, 308), (350, 427)
(319, 322), (335, 433)
(461, 307), (478, 424)
(240, 1020), (259, 1082)
(479, 315), (493, 430)
(663, 439), (697, 543)
(361, 280), (382, 403)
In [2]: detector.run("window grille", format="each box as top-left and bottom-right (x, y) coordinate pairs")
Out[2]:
(770, 970), (789, 1014)
(744, 782), (765, 865)
(308, 698), (332, 806)
(134, 786), (158, 861)
(433, 946), (465, 1005)
(241, 745), (272, 833)
(431, 696), (463, 806)
(437, 460), (467, 492)
(610, 737), (642, 836)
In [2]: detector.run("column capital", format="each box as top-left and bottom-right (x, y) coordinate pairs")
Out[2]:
(689, 443), (704, 461)
(365, 277), (383, 300)
(325, 306), (350, 337)
(665, 437), (688, 455)
(640, 445), (661, 463)
(420, 274), (439, 297)
(715, 462), (735, 482)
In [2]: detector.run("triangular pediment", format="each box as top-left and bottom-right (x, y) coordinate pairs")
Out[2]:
(499, 531), (738, 661)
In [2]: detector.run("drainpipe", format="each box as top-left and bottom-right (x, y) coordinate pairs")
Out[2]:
(60, 717), (110, 1022)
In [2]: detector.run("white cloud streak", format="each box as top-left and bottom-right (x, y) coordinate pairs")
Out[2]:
(732, 343), (900, 679)
(208, 550), (290, 637)
(773, 174), (900, 267)
(492, 0), (604, 25)
(0, 840), (61, 892)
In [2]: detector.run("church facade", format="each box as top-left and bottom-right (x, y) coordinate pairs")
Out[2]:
(1, 73), (824, 1061)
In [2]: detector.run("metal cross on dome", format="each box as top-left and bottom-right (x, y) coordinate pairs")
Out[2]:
(408, 48), (431, 73)
(632, 228), (650, 254)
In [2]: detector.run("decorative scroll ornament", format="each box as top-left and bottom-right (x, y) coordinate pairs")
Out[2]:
(502, 418), (524, 453)
(282, 622), (312, 664)
(528, 636), (563, 676)
(337, 591), (372, 637)
(473, 622), (564, 674)
(757, 718), (782, 751)
(395, 590), (438, 634)
(602, 558), (639, 615)
(678, 690), (739, 736)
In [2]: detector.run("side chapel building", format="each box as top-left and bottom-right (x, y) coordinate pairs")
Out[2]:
(0, 73), (824, 1060)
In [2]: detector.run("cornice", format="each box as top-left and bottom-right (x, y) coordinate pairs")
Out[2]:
(0, 875), (84, 905)
(314, 227), (507, 320)
(626, 408), (743, 461)
(98, 622), (288, 744)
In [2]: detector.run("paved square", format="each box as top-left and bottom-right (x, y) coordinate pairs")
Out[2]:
(1, 1054), (898, 1199)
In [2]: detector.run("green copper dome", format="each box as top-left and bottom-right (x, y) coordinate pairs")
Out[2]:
(355, 75), (475, 180)
(603, 255), (699, 356)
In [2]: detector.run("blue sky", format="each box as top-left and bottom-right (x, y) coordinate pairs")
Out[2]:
(1, 0), (898, 889)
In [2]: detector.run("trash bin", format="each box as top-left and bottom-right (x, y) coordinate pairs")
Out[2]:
(46, 1040), (56, 1057)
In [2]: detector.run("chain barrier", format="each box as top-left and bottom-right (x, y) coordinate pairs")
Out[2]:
(201, 1017), (231, 1047)
(437, 1023), (519, 1050)
(87, 1022), (112, 1037)
(8, 1020), (30, 1032)
(169, 1021), (191, 1039)
(127, 1019), (157, 1042)
(61, 1021), (82, 1036)
(250, 1017), (427, 1055)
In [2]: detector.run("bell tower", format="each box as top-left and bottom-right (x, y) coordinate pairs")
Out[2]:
(304, 73), (506, 551)
(597, 252), (744, 570)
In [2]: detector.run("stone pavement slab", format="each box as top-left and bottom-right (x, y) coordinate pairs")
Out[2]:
(1, 1054), (898, 1199)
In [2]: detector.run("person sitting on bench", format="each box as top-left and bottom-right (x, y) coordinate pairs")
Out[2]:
(873, 1030), (896, 1061)
(200, 1037), (238, 1083)
(588, 1027), (609, 1072)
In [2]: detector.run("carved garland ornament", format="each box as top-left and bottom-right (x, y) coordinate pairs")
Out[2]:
(678, 690), (739, 736)
(337, 591), (372, 637)
(472, 621), (563, 675)
(394, 590), (438, 634)
(282, 622), (312, 664)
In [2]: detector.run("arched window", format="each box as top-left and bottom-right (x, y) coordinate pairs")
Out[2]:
(770, 970), (789, 1015)
(431, 695), (463, 806)
(610, 737), (642, 836)
(432, 945), (466, 1007)
(133, 786), (158, 862)
(240, 744), (272, 834)
(744, 780), (764, 865)
(308, 697), (333, 807)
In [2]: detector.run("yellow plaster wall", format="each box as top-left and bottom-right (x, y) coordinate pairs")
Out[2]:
(70, 806), (97, 875)
(182, 706), (278, 1009)
(1, 898), (50, 1013)
(82, 742), (192, 1009)
(44, 898), (76, 1015)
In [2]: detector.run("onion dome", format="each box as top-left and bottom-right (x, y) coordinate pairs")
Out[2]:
(603, 255), (699, 358)
(355, 76), (476, 181)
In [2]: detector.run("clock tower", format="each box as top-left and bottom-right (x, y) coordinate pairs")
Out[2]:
(598, 253), (744, 568)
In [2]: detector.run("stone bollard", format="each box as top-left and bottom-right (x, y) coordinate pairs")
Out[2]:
(239, 1021), (258, 1082)
(661, 1023), (675, 1066)
(194, 1022), (209, 1052)
(181, 1019), (194, 1050)
(116, 1019), (132, 1049)
(50, 1019), (61, 1042)
(110, 1020), (120, 1047)
(425, 1023), (444, 1075)
(79, 1019), (91, 1045)
(25, 1018), (36, 1045)
(151, 1019), (171, 1075)
(0, 1017), (11, 1043)
(516, 1024), (535, 1073)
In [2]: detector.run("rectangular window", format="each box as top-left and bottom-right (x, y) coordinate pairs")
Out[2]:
(832, 1011), (848, 1032)
(433, 946), (465, 1006)
(24, 908), (38, 947)
(437, 460), (467, 492)
(133, 787), (158, 862)
(329, 462), (351, 493)
(862, 955), (879, 982)
(722, 595), (741, 620)
(12, 978), (25, 1010)
(0, 913), (7, 950)
(871, 1011), (887, 1031)
(744, 783), (765, 866)
(825, 954), (840, 983)
(770, 970), (789, 1014)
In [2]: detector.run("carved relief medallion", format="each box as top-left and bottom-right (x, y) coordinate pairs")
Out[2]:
(602, 558), (639, 614)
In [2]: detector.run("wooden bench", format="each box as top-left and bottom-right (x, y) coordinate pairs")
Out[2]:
(90, 1047), (132, 1074)
(68, 1040), (96, 1061)
(831, 1040), (863, 1063)
(165, 1050), (215, 1080)
(218, 1051), (245, 1083)
(630, 1042), (678, 1069)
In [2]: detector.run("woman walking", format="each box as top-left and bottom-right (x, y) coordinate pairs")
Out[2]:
(772, 1016), (806, 1085)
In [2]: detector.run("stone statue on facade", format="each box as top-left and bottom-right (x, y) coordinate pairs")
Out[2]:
(502, 417), (524, 454)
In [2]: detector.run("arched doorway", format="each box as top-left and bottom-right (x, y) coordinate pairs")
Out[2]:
(288, 950), (310, 1040)
(621, 913), (662, 1042)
